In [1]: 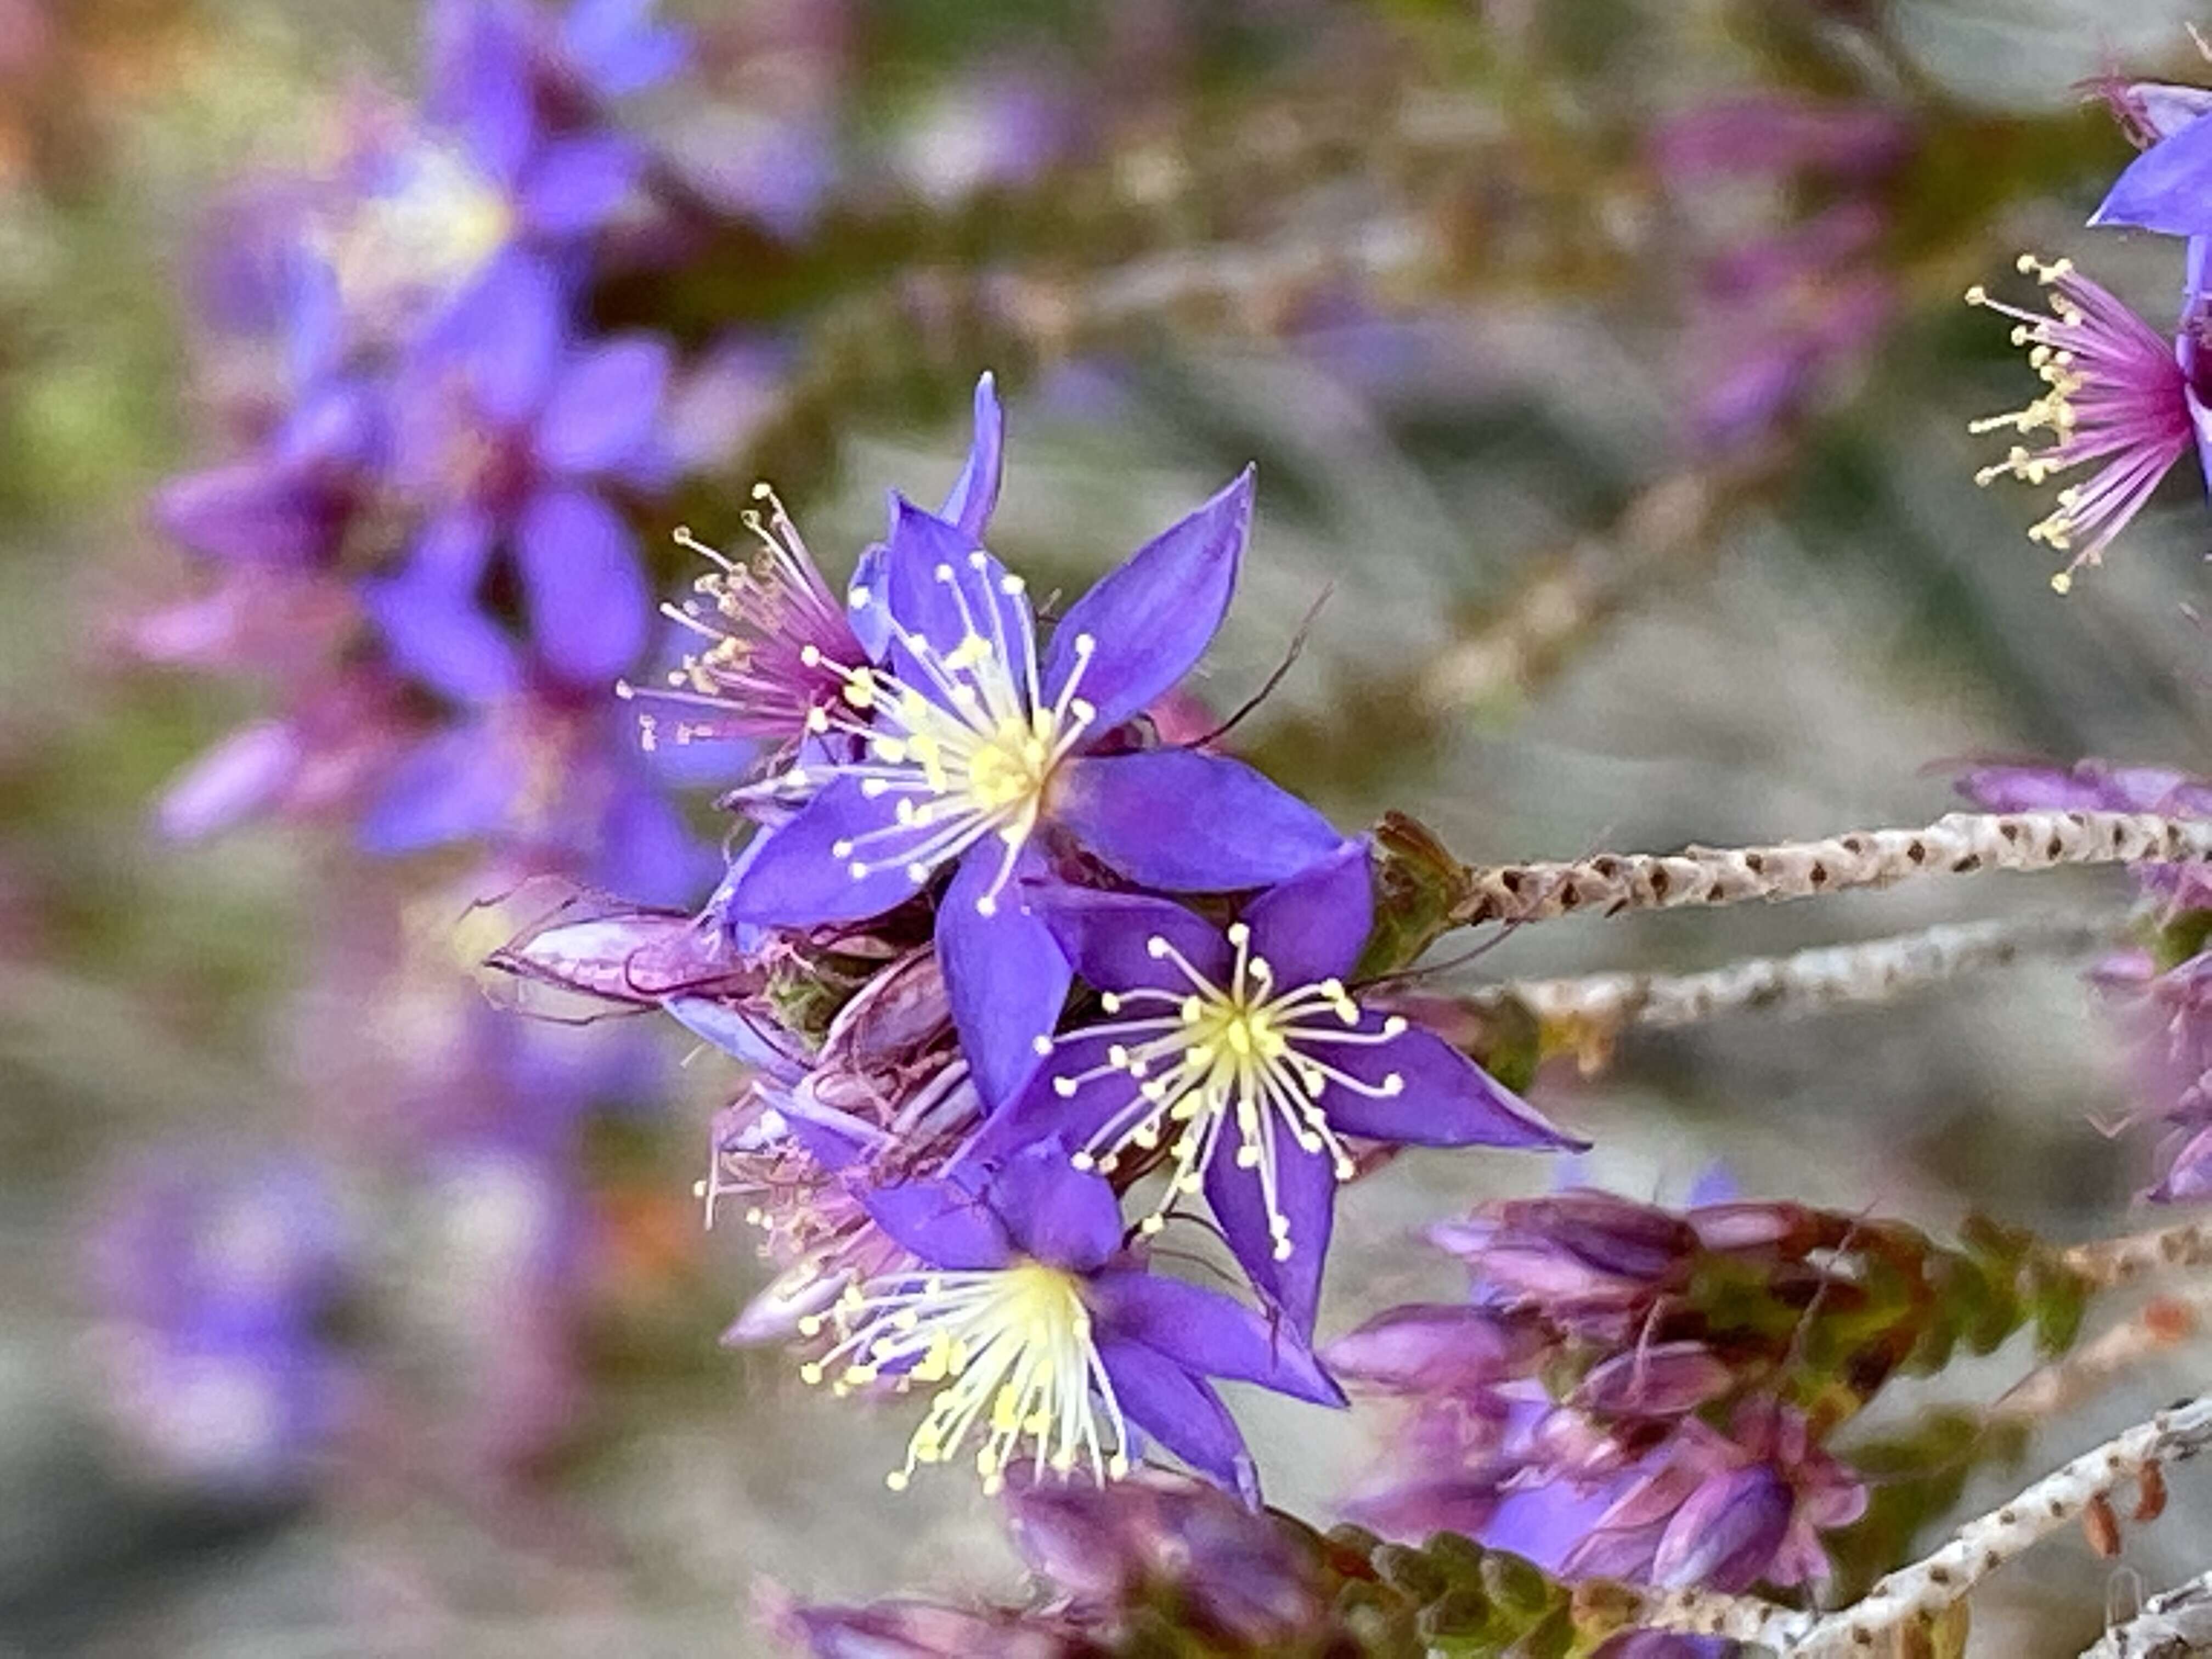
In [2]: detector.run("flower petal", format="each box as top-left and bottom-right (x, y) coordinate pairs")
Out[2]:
(520, 134), (642, 238)
(1242, 838), (1373, 988)
(1318, 1023), (1584, 1150)
(663, 997), (809, 1082)
(881, 495), (1036, 695)
(968, 1030), (1144, 1165)
(938, 372), (1003, 538)
(152, 459), (331, 566)
(989, 1144), (1124, 1272)
(1096, 1336), (1257, 1503)
(861, 1172), (1013, 1272)
(1203, 1122), (1338, 1336)
(1041, 466), (1251, 732)
(1030, 883), (1231, 994)
(1051, 749), (1342, 891)
(595, 776), (715, 906)
(428, 0), (537, 187)
(560, 0), (690, 97)
(2095, 114), (2212, 236)
(533, 334), (671, 476)
(157, 723), (300, 840)
(438, 250), (565, 423)
(1089, 1269), (1343, 1406)
(361, 572), (522, 706)
(515, 486), (650, 685)
(719, 778), (929, 926)
(937, 852), (1069, 1107)
(845, 537), (892, 659)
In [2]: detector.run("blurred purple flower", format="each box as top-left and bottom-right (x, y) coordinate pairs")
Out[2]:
(88, 1152), (354, 1495)
(372, 251), (668, 694)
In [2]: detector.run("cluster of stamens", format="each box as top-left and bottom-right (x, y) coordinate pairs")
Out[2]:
(618, 484), (862, 750)
(1038, 923), (1407, 1260)
(785, 558), (1096, 915)
(1966, 254), (2193, 590)
(796, 1260), (1130, 1494)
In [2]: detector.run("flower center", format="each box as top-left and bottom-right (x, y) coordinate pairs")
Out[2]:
(1039, 923), (1409, 1258)
(797, 1257), (1130, 1494)
(327, 143), (512, 319)
(780, 550), (1096, 914)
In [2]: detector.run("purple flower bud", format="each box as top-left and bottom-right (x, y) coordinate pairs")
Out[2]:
(1324, 1304), (1545, 1392)
(1572, 1344), (1735, 1418)
(489, 901), (752, 1003)
(1651, 1462), (1795, 1591)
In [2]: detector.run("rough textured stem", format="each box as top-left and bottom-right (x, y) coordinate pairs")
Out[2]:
(2085, 1570), (2212, 1658)
(1457, 913), (2115, 1035)
(2064, 1222), (2212, 1289)
(1449, 810), (2212, 928)
(1620, 1394), (2212, 1654)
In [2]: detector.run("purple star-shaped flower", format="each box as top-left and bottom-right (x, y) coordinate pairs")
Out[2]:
(721, 383), (1343, 1107)
(365, 252), (669, 695)
(2093, 79), (2212, 239)
(990, 840), (1582, 1334)
(810, 1144), (1343, 1502)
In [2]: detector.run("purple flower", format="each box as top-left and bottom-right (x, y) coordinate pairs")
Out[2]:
(623, 375), (1005, 757)
(721, 377), (1345, 1105)
(995, 842), (1580, 1333)
(369, 252), (667, 693)
(88, 1151), (354, 1493)
(1966, 254), (2203, 589)
(798, 1145), (1341, 1502)
(422, 0), (658, 250)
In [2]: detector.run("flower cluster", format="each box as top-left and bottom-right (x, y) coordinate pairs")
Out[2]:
(1330, 1186), (2092, 1603)
(524, 376), (1581, 1499)
(144, 0), (718, 902)
(1969, 77), (2212, 589)
(1960, 759), (2212, 1199)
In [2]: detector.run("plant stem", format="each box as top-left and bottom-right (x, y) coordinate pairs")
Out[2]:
(1449, 810), (2212, 928)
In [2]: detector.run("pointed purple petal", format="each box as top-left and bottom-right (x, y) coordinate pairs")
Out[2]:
(1051, 750), (1342, 892)
(439, 252), (565, 423)
(938, 853), (1070, 1108)
(1243, 838), (1373, 988)
(152, 460), (330, 566)
(846, 539), (892, 659)
(880, 496), (1036, 693)
(969, 1030), (1143, 1165)
(157, 722), (300, 840)
(1318, 1023), (1584, 1150)
(989, 1145), (1122, 1271)
(1204, 1122), (1338, 1336)
(2096, 115), (2212, 236)
(1030, 884), (1231, 994)
(533, 335), (670, 476)
(361, 573), (523, 706)
(1090, 1269), (1343, 1406)
(938, 372), (1003, 538)
(595, 777), (714, 906)
(861, 1175), (1013, 1271)
(1041, 467), (1250, 732)
(519, 134), (642, 238)
(1095, 1336), (1257, 1503)
(432, 0), (536, 187)
(515, 486), (649, 685)
(719, 780), (929, 926)
(664, 997), (809, 1082)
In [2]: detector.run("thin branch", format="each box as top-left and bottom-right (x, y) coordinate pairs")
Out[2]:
(2064, 1221), (2212, 1290)
(1454, 913), (2117, 1039)
(2085, 1569), (2212, 1658)
(1449, 810), (2212, 928)
(1615, 1393), (2212, 1654)
(1994, 1289), (2212, 1428)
